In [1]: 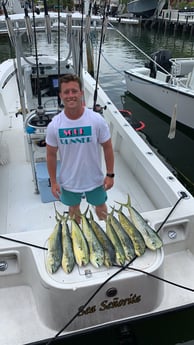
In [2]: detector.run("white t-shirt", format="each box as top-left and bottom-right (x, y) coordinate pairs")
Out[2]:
(46, 107), (111, 192)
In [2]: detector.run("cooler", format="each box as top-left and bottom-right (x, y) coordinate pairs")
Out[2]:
(35, 161), (61, 203)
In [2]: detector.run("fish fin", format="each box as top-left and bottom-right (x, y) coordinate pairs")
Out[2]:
(127, 194), (132, 207)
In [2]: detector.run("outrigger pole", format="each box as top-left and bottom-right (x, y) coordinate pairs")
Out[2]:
(85, 0), (95, 77)
(24, 6), (33, 45)
(43, 0), (51, 44)
(31, 0), (42, 113)
(2, 1), (27, 117)
(93, 0), (110, 110)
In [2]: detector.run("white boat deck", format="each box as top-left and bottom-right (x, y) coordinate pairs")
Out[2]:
(0, 114), (161, 345)
(0, 251), (194, 345)
(0, 113), (156, 236)
(1, 65), (194, 345)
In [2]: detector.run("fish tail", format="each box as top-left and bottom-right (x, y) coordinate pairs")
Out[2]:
(114, 194), (132, 209)
(89, 209), (94, 221)
(82, 205), (90, 217)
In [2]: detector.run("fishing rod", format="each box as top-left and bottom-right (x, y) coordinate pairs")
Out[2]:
(57, 0), (61, 107)
(93, 0), (110, 110)
(78, 0), (84, 78)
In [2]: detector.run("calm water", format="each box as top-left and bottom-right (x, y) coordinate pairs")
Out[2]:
(1, 22), (194, 344)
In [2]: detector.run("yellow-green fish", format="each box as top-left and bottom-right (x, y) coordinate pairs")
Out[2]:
(115, 206), (146, 257)
(71, 218), (89, 267)
(61, 219), (75, 273)
(109, 210), (135, 261)
(81, 208), (104, 268)
(89, 211), (115, 267)
(106, 216), (126, 266)
(117, 195), (163, 251)
(46, 220), (63, 274)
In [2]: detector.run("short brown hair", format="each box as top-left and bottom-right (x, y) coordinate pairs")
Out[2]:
(59, 74), (82, 91)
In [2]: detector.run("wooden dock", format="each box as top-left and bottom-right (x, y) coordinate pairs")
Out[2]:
(142, 9), (194, 35)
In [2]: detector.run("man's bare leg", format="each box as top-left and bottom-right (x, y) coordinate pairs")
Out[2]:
(69, 205), (81, 224)
(95, 203), (107, 220)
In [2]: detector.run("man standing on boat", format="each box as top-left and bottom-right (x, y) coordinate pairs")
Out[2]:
(46, 74), (114, 222)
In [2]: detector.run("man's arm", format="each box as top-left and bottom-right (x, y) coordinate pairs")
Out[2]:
(101, 138), (114, 190)
(46, 144), (60, 198)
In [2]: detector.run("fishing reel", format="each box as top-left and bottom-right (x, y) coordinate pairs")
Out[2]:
(24, 107), (52, 131)
(93, 104), (107, 115)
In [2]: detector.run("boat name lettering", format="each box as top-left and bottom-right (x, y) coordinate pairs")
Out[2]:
(78, 293), (141, 316)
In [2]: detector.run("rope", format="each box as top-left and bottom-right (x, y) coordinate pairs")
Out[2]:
(0, 235), (47, 251)
(101, 50), (124, 75)
(156, 191), (188, 233)
(127, 267), (194, 293)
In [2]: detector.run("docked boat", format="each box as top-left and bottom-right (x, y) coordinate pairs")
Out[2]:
(124, 49), (194, 134)
(1, 2), (194, 345)
(127, 0), (161, 18)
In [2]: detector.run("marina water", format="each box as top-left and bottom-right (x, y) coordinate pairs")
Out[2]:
(0, 21), (194, 344)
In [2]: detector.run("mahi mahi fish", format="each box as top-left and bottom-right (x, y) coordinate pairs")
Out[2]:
(71, 218), (89, 267)
(115, 206), (146, 257)
(89, 210), (116, 267)
(109, 209), (135, 261)
(61, 218), (75, 273)
(117, 195), (163, 250)
(106, 216), (126, 265)
(81, 208), (104, 268)
(46, 219), (63, 274)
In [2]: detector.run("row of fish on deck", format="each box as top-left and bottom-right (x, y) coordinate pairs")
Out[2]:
(46, 195), (163, 274)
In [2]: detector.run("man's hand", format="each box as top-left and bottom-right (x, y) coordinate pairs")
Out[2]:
(104, 176), (114, 191)
(51, 182), (61, 199)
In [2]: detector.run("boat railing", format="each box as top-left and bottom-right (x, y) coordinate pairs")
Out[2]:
(170, 58), (194, 77)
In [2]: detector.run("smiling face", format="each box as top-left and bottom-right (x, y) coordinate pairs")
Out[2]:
(59, 75), (84, 119)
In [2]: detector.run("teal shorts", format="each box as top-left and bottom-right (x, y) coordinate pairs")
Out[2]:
(60, 185), (107, 206)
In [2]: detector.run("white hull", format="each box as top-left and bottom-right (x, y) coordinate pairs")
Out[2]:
(0, 12), (194, 345)
(124, 57), (194, 130)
